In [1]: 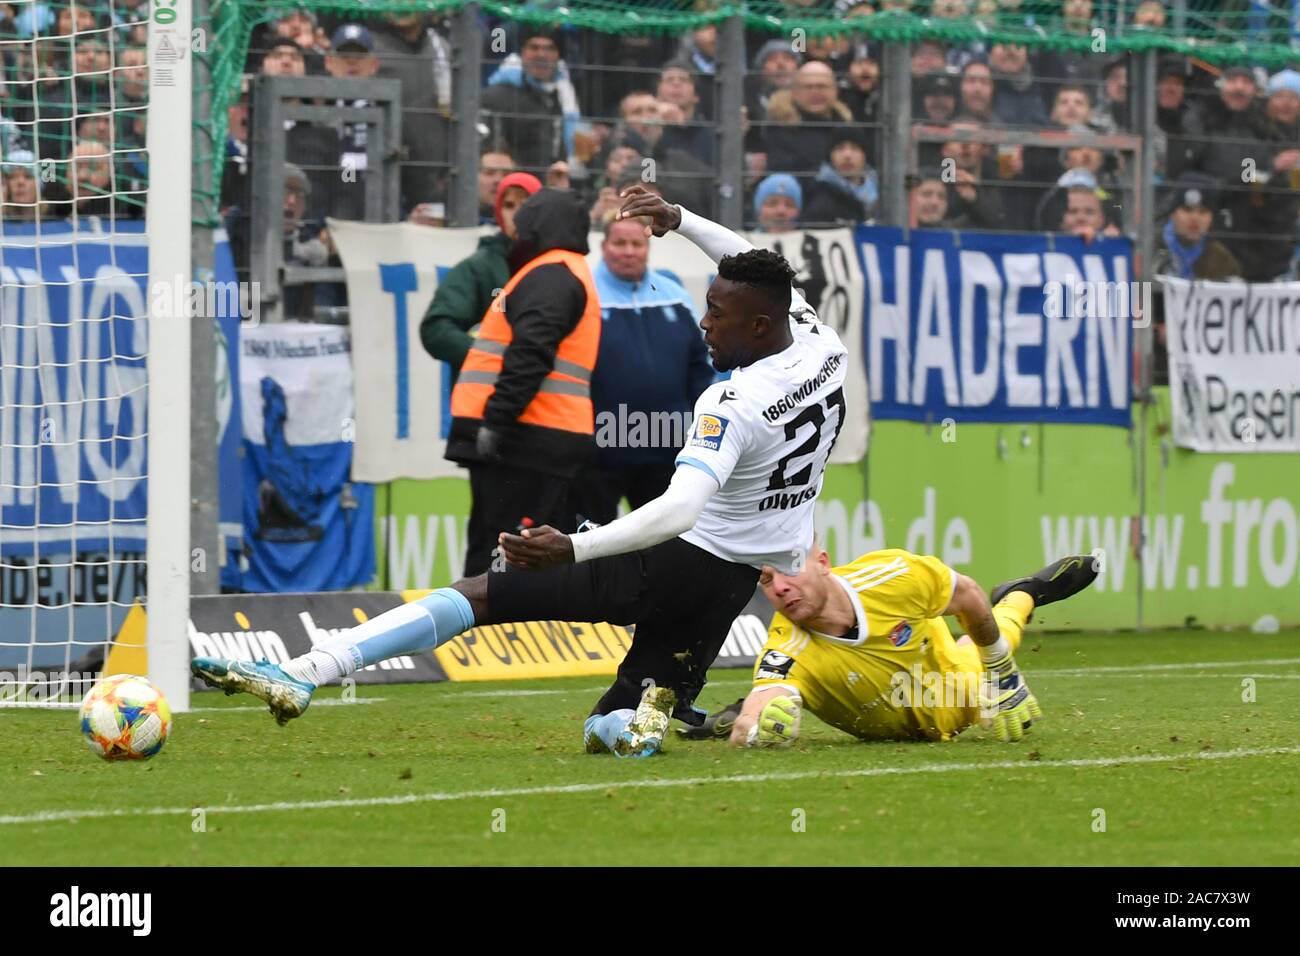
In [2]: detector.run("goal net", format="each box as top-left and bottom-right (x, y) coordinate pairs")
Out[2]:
(0, 0), (191, 709)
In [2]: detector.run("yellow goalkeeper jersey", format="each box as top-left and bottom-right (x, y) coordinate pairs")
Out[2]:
(752, 549), (984, 741)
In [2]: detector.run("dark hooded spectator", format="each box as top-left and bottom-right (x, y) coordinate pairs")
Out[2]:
(752, 173), (801, 233)
(372, 11), (452, 213)
(1190, 65), (1295, 280)
(745, 38), (801, 153)
(444, 188), (599, 575)
(1155, 57), (1202, 180)
(765, 61), (855, 180)
(324, 23), (383, 221)
(802, 132), (878, 226)
(420, 172), (543, 375)
(918, 73), (958, 124)
(480, 25), (579, 175)
(1035, 167), (1123, 234)
(1151, 174), (1241, 279)
(990, 42), (1049, 126)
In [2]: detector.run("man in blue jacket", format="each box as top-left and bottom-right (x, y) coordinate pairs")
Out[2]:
(574, 215), (715, 526)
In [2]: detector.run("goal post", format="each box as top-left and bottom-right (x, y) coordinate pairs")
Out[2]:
(145, 0), (193, 712)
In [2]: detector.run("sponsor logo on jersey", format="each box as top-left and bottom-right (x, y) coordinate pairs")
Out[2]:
(756, 649), (794, 681)
(889, 621), (913, 647)
(690, 413), (729, 451)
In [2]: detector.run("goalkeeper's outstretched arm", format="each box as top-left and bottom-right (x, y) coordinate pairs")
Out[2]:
(730, 686), (802, 748)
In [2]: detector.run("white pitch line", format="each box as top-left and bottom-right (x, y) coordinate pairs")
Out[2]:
(1062, 672), (1300, 680)
(3, 745), (1298, 827)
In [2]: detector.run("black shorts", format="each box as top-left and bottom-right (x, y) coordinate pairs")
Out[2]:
(485, 536), (760, 719)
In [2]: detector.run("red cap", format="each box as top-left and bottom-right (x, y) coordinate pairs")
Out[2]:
(494, 172), (542, 231)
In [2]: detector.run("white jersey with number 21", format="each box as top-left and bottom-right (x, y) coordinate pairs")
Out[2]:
(675, 318), (848, 573)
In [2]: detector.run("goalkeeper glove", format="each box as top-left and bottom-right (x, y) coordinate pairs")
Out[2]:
(980, 653), (1041, 743)
(745, 695), (801, 748)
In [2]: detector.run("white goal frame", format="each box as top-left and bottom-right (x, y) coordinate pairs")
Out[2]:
(145, 0), (193, 712)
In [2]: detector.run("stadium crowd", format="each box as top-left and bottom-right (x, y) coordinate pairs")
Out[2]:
(1, 1), (1298, 285)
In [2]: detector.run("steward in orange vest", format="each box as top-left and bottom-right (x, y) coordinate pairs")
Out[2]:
(446, 188), (601, 574)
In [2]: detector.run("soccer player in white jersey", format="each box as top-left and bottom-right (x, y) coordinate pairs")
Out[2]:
(192, 188), (849, 759)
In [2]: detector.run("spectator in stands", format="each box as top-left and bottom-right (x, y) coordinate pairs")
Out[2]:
(989, 42), (1049, 126)
(1, 150), (45, 221)
(1132, 0), (1166, 29)
(1050, 84), (1101, 131)
(806, 30), (854, 76)
(1151, 174), (1241, 279)
(476, 146), (516, 225)
(1092, 59), (1129, 132)
(765, 62), (854, 181)
(908, 168), (957, 228)
(612, 91), (711, 214)
(481, 25), (576, 174)
(753, 173), (801, 233)
(1265, 70), (1300, 146)
(445, 188), (598, 576)
(918, 73), (958, 123)
(657, 60), (712, 165)
(940, 125), (1011, 230)
(65, 139), (131, 219)
(1038, 0), (1105, 91)
(745, 39), (800, 153)
(373, 11), (452, 214)
(803, 132), (878, 226)
(281, 163), (331, 320)
(841, 45), (881, 125)
(1155, 57), (1201, 179)
(322, 24), (383, 221)
(910, 40), (947, 82)
(259, 38), (339, 220)
(571, 215), (714, 527)
(1058, 180), (1121, 240)
(957, 59), (996, 123)
(588, 145), (643, 225)
(115, 45), (148, 143)
(270, 7), (327, 72)
(672, 14), (716, 119)
(1190, 65), (1295, 280)
(420, 172), (542, 375)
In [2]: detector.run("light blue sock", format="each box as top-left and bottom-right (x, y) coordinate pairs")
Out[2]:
(294, 588), (475, 681)
(583, 709), (635, 753)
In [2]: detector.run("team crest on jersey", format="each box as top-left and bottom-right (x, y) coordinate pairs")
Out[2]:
(888, 621), (913, 647)
(690, 414), (729, 451)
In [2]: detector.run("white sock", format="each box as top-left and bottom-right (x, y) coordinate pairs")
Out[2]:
(978, 635), (1011, 666)
(281, 649), (348, 687)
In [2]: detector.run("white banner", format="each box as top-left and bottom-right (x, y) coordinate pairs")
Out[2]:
(333, 222), (870, 481)
(1162, 276), (1300, 453)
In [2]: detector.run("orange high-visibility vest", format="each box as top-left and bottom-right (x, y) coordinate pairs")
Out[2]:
(450, 248), (600, 434)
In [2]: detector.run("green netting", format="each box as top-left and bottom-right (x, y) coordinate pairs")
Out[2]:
(193, 0), (1300, 226)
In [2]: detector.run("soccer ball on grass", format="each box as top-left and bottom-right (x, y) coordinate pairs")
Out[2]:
(79, 674), (173, 761)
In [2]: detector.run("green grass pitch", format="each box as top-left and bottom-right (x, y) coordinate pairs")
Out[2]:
(4, 629), (1299, 866)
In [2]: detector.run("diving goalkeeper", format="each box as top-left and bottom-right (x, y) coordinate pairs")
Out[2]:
(714, 545), (1097, 746)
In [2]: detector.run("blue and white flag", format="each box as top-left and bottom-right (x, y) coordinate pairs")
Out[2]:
(240, 323), (374, 591)
(858, 227), (1133, 426)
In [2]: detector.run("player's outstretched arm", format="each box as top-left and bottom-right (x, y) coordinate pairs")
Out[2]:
(617, 185), (753, 265)
(730, 686), (802, 748)
(944, 574), (1041, 742)
(498, 464), (718, 569)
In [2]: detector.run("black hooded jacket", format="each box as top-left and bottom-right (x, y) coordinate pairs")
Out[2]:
(445, 188), (596, 477)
